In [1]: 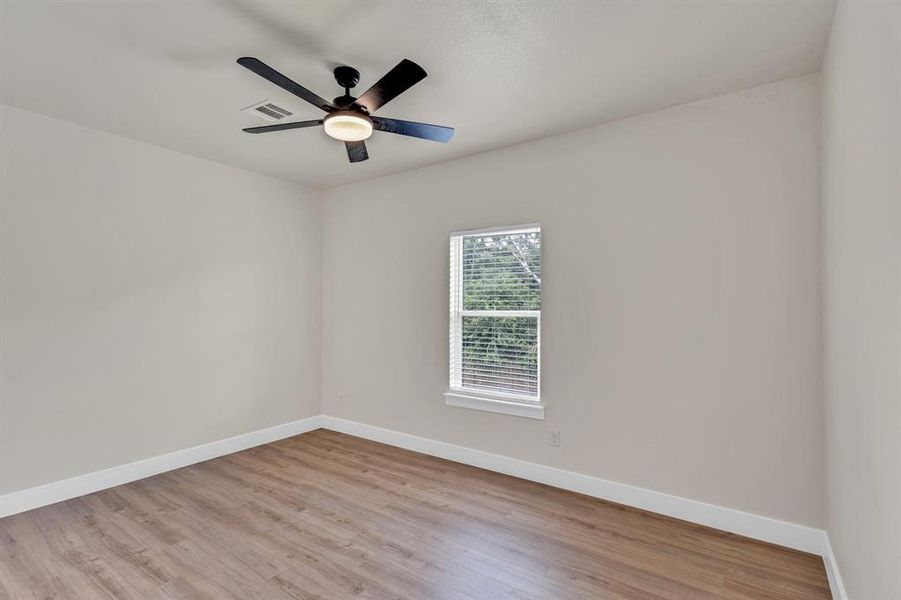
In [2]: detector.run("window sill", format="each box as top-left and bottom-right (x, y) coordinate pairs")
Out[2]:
(444, 391), (546, 420)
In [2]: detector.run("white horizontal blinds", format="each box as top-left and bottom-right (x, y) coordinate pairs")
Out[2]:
(450, 226), (541, 400)
(461, 315), (538, 397)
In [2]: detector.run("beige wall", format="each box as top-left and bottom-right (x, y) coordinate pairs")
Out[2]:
(0, 105), (322, 493)
(822, 1), (901, 597)
(1, 72), (830, 535)
(322, 76), (825, 527)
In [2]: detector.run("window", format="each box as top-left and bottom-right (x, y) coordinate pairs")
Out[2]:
(445, 224), (543, 419)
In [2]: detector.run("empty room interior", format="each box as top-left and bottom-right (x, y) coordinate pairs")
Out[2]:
(1, 1), (899, 598)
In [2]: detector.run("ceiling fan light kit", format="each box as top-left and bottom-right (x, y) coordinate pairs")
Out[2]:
(323, 112), (373, 142)
(237, 56), (454, 163)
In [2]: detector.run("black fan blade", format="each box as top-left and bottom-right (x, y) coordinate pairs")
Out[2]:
(237, 57), (336, 112)
(345, 141), (369, 163)
(371, 117), (454, 143)
(243, 119), (322, 134)
(354, 59), (427, 114)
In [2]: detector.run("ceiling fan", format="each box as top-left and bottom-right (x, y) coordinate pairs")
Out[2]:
(237, 57), (454, 163)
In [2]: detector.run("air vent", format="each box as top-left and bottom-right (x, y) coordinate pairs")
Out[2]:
(241, 100), (294, 122)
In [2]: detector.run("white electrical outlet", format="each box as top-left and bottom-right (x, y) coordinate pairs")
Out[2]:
(548, 430), (561, 447)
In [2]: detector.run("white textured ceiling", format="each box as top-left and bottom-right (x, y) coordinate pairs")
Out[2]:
(0, 0), (835, 189)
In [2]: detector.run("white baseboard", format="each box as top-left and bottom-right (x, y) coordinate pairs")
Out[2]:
(822, 534), (848, 600)
(320, 416), (829, 557)
(0, 415), (324, 518)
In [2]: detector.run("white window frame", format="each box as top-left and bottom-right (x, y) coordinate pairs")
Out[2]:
(444, 223), (545, 420)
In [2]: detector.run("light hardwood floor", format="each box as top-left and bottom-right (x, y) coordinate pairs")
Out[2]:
(0, 429), (830, 599)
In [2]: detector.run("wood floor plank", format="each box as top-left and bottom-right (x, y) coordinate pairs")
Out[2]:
(0, 429), (830, 599)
